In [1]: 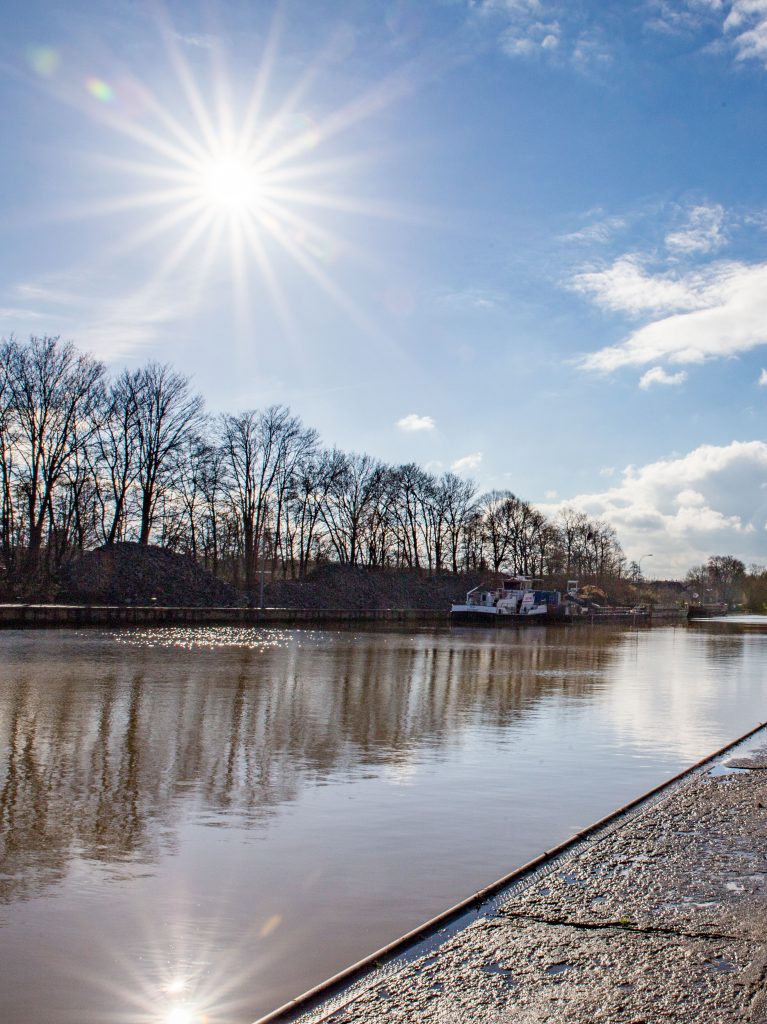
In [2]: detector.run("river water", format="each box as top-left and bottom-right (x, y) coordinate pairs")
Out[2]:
(1, 620), (766, 1023)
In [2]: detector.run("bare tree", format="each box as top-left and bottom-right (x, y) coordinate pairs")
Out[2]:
(0, 341), (19, 573)
(283, 447), (343, 576)
(322, 452), (381, 566)
(687, 554), (746, 606)
(441, 473), (476, 573)
(556, 507), (590, 577)
(270, 419), (317, 577)
(479, 491), (515, 571)
(92, 370), (140, 545)
(219, 405), (303, 591)
(132, 363), (204, 545)
(176, 431), (217, 560)
(5, 336), (103, 565)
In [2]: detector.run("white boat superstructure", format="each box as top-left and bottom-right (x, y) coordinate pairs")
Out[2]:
(450, 577), (580, 619)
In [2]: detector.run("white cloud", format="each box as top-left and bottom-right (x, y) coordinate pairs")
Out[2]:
(667, 0), (767, 66)
(5, 278), (183, 361)
(0, 307), (47, 321)
(452, 451), (483, 473)
(577, 259), (767, 371)
(665, 204), (726, 254)
(560, 214), (627, 245)
(543, 440), (767, 576)
(571, 31), (612, 67)
(436, 288), (503, 311)
(473, 0), (610, 68)
(570, 254), (726, 317)
(172, 31), (216, 49)
(760, 368), (767, 385)
(638, 366), (688, 388)
(725, 0), (767, 65)
(645, 0), (724, 36)
(397, 413), (436, 432)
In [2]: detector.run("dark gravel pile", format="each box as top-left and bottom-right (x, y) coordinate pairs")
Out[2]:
(60, 543), (243, 607)
(265, 564), (494, 611)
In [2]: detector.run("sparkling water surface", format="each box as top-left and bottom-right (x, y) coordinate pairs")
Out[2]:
(1, 621), (766, 1023)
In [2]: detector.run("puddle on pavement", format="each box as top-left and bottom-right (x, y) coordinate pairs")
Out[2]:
(546, 962), (572, 976)
(709, 764), (751, 778)
(482, 961), (517, 985)
(706, 956), (737, 974)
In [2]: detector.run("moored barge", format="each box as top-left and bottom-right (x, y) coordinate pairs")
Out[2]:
(450, 577), (654, 626)
(451, 577), (583, 625)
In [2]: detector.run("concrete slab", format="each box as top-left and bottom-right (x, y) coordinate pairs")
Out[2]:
(501, 761), (767, 942)
(323, 918), (767, 1023)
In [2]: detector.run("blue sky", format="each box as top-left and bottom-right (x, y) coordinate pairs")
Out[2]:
(2, 0), (767, 575)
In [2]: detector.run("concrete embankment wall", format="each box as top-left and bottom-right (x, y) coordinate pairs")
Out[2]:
(0, 604), (447, 629)
(0, 604), (687, 629)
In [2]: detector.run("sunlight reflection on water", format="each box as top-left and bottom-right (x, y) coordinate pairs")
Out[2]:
(111, 626), (303, 650)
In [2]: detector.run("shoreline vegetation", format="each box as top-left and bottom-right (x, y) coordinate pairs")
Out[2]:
(0, 336), (764, 611)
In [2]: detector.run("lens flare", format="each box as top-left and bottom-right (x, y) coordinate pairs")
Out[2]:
(258, 913), (282, 938)
(86, 77), (114, 103)
(27, 46), (60, 78)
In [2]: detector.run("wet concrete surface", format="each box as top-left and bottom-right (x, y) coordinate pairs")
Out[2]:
(301, 740), (767, 1023)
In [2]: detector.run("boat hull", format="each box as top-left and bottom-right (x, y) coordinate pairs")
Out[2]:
(450, 607), (653, 626)
(687, 603), (728, 619)
(450, 607), (568, 626)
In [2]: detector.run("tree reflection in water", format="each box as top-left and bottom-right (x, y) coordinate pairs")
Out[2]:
(0, 626), (617, 907)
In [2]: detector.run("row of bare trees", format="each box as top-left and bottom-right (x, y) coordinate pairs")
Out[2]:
(685, 555), (767, 610)
(0, 336), (626, 592)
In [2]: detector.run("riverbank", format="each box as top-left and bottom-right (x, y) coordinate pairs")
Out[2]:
(0, 603), (689, 628)
(0, 604), (446, 628)
(264, 724), (767, 1024)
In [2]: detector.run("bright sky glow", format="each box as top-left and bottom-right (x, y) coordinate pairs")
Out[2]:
(197, 155), (264, 213)
(165, 1009), (193, 1024)
(2, 0), (767, 574)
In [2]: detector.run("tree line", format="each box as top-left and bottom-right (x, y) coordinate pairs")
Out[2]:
(686, 555), (767, 612)
(0, 335), (627, 594)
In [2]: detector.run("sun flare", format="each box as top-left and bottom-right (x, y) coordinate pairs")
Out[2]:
(40, 9), (412, 343)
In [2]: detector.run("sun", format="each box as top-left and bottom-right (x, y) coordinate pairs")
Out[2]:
(41, 9), (415, 343)
(196, 154), (265, 215)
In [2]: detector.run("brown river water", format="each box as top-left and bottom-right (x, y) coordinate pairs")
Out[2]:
(1, 621), (766, 1023)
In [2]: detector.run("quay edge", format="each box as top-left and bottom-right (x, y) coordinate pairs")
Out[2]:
(0, 604), (446, 629)
(252, 717), (767, 1024)
(0, 604), (688, 629)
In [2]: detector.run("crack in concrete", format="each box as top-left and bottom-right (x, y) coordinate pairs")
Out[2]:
(500, 909), (764, 946)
